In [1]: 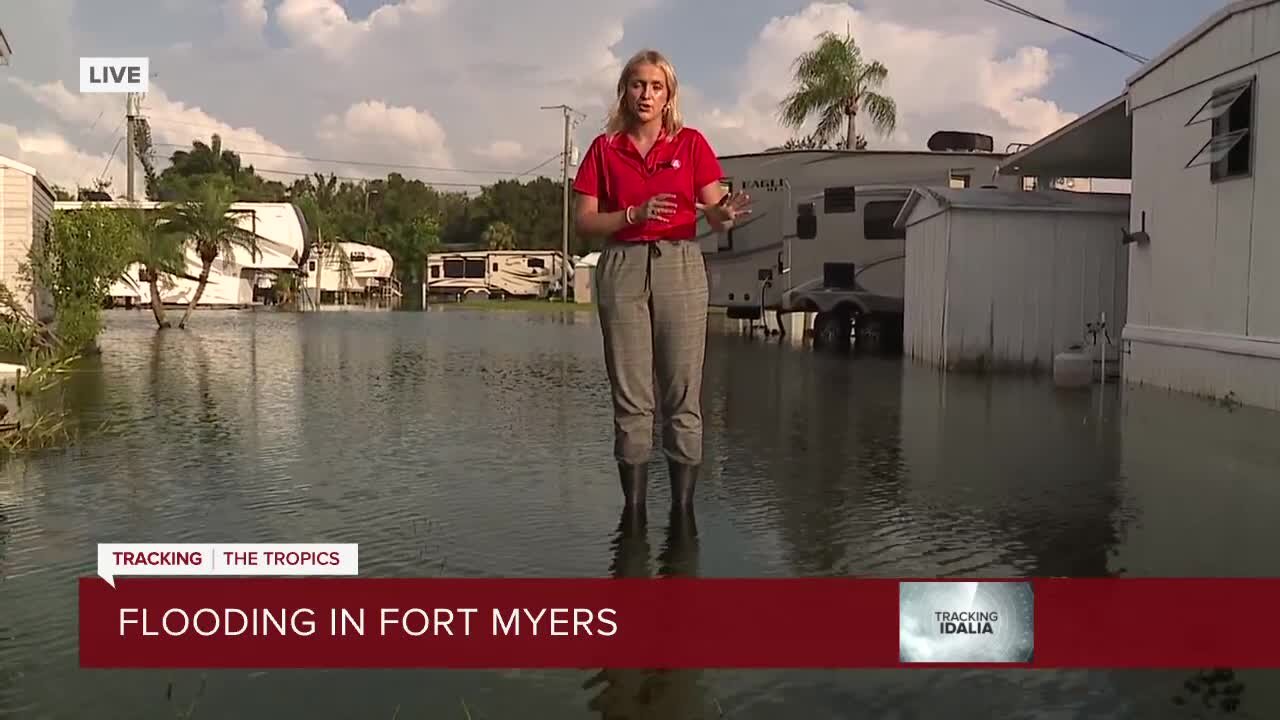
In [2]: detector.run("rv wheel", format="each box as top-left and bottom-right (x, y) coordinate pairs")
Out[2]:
(812, 310), (852, 348)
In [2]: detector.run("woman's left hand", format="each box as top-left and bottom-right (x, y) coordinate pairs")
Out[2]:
(703, 191), (752, 224)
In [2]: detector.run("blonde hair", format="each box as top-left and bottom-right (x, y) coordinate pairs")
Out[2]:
(605, 49), (684, 137)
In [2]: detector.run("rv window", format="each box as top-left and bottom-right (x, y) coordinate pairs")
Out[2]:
(465, 259), (486, 278)
(430, 266), (440, 279)
(823, 187), (856, 213)
(528, 257), (545, 269)
(864, 201), (906, 240)
(444, 259), (465, 278)
(493, 263), (499, 272)
(949, 173), (971, 189)
(349, 252), (367, 262)
(308, 260), (316, 272)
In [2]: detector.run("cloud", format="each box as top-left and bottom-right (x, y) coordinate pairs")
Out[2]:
(687, 2), (1079, 155)
(6, 76), (315, 188)
(0, 0), (1095, 197)
(474, 141), (528, 163)
(317, 100), (453, 171)
(225, 0), (268, 35)
(0, 123), (124, 193)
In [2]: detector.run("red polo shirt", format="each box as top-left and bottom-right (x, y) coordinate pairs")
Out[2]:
(572, 127), (724, 242)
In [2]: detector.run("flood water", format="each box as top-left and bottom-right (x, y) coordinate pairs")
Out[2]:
(2, 307), (1280, 719)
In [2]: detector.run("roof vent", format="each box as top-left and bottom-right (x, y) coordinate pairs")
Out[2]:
(928, 131), (995, 153)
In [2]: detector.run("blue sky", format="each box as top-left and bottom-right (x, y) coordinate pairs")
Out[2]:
(0, 0), (1234, 192)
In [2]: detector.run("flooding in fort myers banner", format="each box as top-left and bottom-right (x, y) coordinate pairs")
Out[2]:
(2, 307), (1279, 719)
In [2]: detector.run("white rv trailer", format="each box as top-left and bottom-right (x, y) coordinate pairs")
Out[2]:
(53, 200), (308, 308)
(301, 240), (401, 306)
(698, 131), (1022, 345)
(425, 249), (567, 300)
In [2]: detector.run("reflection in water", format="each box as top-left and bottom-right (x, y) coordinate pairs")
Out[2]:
(1, 308), (1280, 718)
(703, 336), (1129, 580)
(584, 509), (707, 719)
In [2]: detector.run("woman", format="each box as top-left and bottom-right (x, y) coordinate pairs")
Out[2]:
(572, 49), (751, 517)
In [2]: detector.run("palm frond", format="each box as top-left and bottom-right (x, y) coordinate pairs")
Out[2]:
(812, 105), (847, 147)
(859, 60), (890, 90)
(778, 85), (833, 130)
(861, 92), (898, 137)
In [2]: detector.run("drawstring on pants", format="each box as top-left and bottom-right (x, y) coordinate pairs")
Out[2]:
(644, 242), (662, 293)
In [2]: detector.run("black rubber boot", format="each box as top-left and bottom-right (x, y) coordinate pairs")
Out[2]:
(618, 462), (648, 512)
(668, 460), (698, 512)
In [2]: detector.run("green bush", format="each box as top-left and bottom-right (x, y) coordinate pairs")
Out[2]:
(22, 205), (135, 356)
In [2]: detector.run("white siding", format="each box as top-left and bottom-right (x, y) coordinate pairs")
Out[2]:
(29, 176), (55, 322)
(903, 211), (949, 364)
(1247, 55), (1280, 337)
(1124, 5), (1280, 411)
(1, 166), (34, 315)
(905, 206), (1128, 373)
(1129, 4), (1280, 110)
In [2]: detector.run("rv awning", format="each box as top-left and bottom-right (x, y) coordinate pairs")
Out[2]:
(998, 94), (1132, 179)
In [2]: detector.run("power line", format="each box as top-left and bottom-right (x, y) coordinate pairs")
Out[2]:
(151, 141), (532, 178)
(97, 135), (124, 184)
(518, 152), (567, 178)
(979, 0), (1150, 64)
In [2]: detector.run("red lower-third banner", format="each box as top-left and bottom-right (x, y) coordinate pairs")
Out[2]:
(79, 577), (1280, 669)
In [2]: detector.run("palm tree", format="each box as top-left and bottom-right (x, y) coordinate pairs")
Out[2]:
(778, 30), (898, 150)
(161, 179), (260, 329)
(482, 221), (517, 250)
(123, 206), (186, 329)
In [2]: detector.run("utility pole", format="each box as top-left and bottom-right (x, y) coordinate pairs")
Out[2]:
(541, 104), (583, 303)
(125, 92), (137, 201)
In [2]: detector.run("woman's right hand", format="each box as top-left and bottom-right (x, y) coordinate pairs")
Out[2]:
(634, 193), (677, 223)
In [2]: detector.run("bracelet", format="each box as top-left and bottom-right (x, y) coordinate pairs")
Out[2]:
(625, 206), (636, 224)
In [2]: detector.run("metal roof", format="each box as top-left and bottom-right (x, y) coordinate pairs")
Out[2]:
(895, 186), (1130, 229)
(1126, 0), (1280, 87)
(996, 94), (1132, 180)
(1, 154), (55, 197)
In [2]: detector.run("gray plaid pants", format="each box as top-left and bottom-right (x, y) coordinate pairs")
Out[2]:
(595, 239), (708, 467)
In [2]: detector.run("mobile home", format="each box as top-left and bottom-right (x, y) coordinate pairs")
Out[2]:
(54, 200), (309, 308)
(425, 249), (566, 300)
(700, 131), (1020, 345)
(1, 155), (55, 323)
(997, 0), (1280, 412)
(301, 240), (400, 307)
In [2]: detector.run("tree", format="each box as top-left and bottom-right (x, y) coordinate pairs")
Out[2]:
(778, 30), (897, 150)
(160, 178), (261, 329)
(482, 221), (516, 250)
(154, 133), (287, 202)
(26, 206), (136, 355)
(122, 206), (187, 329)
(769, 134), (868, 151)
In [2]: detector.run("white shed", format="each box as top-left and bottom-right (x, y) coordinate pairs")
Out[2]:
(1, 155), (55, 323)
(896, 186), (1131, 373)
(573, 251), (599, 304)
(998, 0), (1280, 411)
